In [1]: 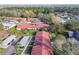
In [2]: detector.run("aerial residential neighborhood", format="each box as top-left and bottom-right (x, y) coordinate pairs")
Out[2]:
(0, 5), (79, 55)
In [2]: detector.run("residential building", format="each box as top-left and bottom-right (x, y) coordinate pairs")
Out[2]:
(3, 45), (16, 55)
(16, 17), (39, 23)
(16, 24), (48, 30)
(0, 35), (16, 48)
(19, 36), (31, 47)
(31, 20), (43, 25)
(31, 31), (53, 55)
(2, 22), (16, 30)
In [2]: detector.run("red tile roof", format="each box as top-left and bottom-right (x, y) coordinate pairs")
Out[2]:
(31, 45), (52, 55)
(17, 24), (48, 30)
(31, 31), (53, 55)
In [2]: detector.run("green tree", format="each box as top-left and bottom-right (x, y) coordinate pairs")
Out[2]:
(64, 19), (79, 31)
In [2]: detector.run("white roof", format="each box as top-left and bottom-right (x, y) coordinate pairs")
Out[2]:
(9, 20), (19, 24)
(1, 35), (16, 48)
(68, 31), (74, 37)
(19, 36), (30, 47)
(31, 20), (43, 24)
(2, 22), (16, 27)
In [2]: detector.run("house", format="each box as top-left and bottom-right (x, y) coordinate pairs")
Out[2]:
(16, 17), (39, 23)
(0, 45), (16, 55)
(31, 31), (53, 55)
(68, 31), (74, 37)
(31, 20), (43, 25)
(67, 31), (79, 41)
(9, 20), (19, 24)
(3, 45), (16, 55)
(65, 31), (79, 45)
(19, 36), (31, 47)
(1, 17), (19, 30)
(16, 23), (48, 30)
(27, 18), (39, 22)
(2, 22), (16, 30)
(0, 35), (16, 48)
(6, 17), (39, 22)
(16, 24), (35, 30)
(16, 18), (27, 23)
(72, 32), (79, 42)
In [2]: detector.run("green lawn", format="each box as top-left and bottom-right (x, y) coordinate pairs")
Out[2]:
(22, 30), (38, 36)
(16, 42), (24, 55)
(0, 39), (3, 44)
(0, 24), (4, 30)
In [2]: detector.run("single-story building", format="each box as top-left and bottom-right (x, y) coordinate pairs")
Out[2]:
(16, 23), (48, 30)
(0, 35), (16, 48)
(31, 31), (53, 55)
(19, 36), (31, 47)
(3, 45), (16, 55)
(9, 20), (19, 24)
(2, 22), (16, 30)
(16, 17), (39, 22)
(31, 20), (43, 25)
